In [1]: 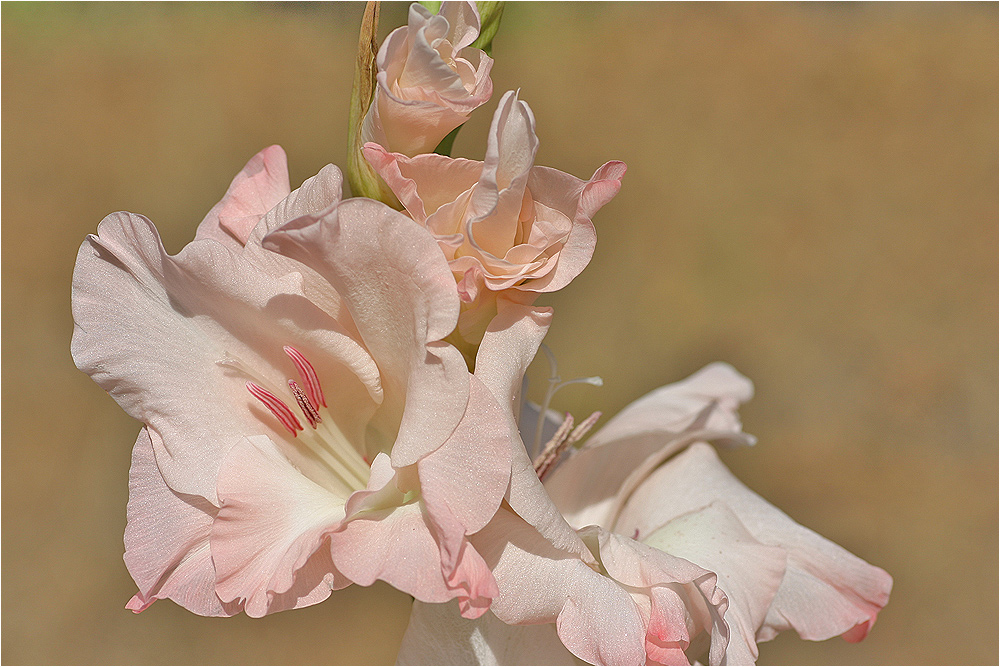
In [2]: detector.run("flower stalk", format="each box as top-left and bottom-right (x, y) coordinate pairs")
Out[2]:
(346, 0), (399, 206)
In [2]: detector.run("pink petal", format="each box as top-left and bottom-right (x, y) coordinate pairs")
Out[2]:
(519, 160), (627, 293)
(465, 91), (538, 259)
(363, 4), (493, 157)
(263, 197), (469, 467)
(472, 508), (647, 666)
(617, 443), (893, 655)
(211, 436), (350, 618)
(473, 298), (594, 561)
(395, 6), (471, 95)
(587, 527), (732, 666)
(363, 143), (483, 224)
(366, 90), (621, 299)
(640, 503), (787, 665)
(195, 145), (291, 248)
(72, 212), (378, 502)
(438, 0), (482, 50)
(123, 428), (237, 617)
(398, 601), (579, 665)
(73, 213), (278, 501)
(247, 163), (344, 247)
(344, 444), (502, 619)
(330, 499), (495, 616)
(544, 362), (755, 529)
(587, 362), (754, 449)
(419, 376), (512, 560)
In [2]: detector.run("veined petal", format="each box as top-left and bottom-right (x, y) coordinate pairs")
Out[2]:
(263, 197), (468, 466)
(587, 527), (732, 667)
(212, 436), (350, 618)
(474, 298), (593, 561)
(398, 601), (581, 666)
(195, 145), (291, 249)
(544, 362), (755, 529)
(330, 499), (494, 616)
(71, 211), (378, 501)
(617, 443), (893, 657)
(124, 428), (236, 617)
(641, 504), (787, 665)
(419, 376), (512, 561)
(471, 508), (647, 666)
(519, 161), (626, 293)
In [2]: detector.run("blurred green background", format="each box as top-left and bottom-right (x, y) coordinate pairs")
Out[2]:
(3, 2), (996, 664)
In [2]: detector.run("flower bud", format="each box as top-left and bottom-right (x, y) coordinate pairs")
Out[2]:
(361, 1), (494, 158)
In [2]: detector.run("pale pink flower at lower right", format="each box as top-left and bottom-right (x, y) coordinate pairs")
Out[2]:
(398, 336), (893, 665)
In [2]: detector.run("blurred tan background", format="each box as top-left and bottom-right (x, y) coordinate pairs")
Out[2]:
(3, 2), (996, 664)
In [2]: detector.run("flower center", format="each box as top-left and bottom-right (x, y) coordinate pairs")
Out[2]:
(225, 346), (371, 496)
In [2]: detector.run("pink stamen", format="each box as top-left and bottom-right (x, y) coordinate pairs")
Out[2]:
(247, 381), (302, 435)
(289, 380), (322, 429)
(284, 346), (326, 408)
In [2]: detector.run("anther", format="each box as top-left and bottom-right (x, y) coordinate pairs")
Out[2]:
(567, 411), (602, 447)
(284, 346), (326, 409)
(247, 382), (302, 435)
(533, 413), (575, 481)
(289, 379), (322, 429)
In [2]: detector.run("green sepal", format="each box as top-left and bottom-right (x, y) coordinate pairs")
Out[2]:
(471, 1), (505, 57)
(433, 124), (463, 157)
(346, 1), (401, 207)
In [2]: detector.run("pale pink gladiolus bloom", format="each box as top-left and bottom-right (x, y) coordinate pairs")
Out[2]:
(365, 90), (626, 344)
(361, 1), (493, 157)
(398, 317), (892, 666)
(72, 146), (513, 619)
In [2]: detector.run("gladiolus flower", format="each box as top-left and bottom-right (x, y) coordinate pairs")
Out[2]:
(72, 146), (514, 619)
(398, 326), (892, 665)
(361, 0), (494, 158)
(365, 90), (626, 347)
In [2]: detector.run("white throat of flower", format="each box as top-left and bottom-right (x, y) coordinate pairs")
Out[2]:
(219, 347), (371, 498)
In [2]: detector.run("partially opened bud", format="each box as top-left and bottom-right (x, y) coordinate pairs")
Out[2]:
(362, 1), (494, 157)
(364, 90), (626, 352)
